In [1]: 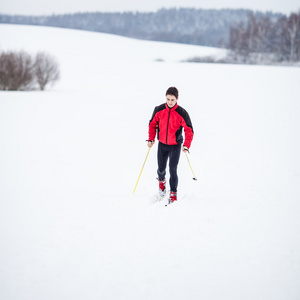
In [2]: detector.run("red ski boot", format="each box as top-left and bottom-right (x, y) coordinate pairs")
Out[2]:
(158, 178), (166, 197)
(168, 191), (177, 204)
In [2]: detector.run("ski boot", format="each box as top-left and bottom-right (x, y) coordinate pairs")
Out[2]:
(168, 191), (177, 204)
(158, 178), (166, 197)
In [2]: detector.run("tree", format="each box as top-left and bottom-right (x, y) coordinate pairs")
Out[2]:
(287, 12), (300, 61)
(0, 51), (35, 90)
(34, 52), (60, 91)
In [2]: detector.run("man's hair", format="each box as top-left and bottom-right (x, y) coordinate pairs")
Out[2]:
(166, 87), (179, 99)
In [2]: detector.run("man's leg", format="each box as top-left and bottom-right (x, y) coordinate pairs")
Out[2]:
(169, 143), (181, 192)
(157, 142), (169, 181)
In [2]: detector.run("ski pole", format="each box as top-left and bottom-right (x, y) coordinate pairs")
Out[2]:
(133, 147), (151, 193)
(185, 152), (197, 181)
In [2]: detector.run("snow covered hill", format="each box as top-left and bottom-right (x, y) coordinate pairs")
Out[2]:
(0, 24), (300, 300)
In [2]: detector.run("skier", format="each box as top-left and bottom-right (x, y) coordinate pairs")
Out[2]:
(147, 87), (194, 204)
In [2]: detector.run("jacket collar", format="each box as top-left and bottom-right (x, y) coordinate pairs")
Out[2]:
(165, 102), (178, 110)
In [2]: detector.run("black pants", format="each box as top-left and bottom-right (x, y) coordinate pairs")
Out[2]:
(157, 142), (181, 192)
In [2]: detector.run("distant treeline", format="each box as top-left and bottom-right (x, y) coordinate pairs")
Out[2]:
(229, 11), (300, 63)
(0, 8), (284, 48)
(1, 8), (299, 64)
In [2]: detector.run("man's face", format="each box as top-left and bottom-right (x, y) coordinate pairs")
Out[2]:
(166, 94), (178, 108)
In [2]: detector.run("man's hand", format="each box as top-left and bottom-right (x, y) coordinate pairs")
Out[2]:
(147, 141), (155, 148)
(182, 146), (189, 153)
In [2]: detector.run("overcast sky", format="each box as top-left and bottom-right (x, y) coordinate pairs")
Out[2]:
(1, 0), (299, 16)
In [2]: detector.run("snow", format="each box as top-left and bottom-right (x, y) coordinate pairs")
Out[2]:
(1, 24), (300, 300)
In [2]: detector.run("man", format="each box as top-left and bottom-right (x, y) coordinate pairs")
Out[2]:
(147, 87), (194, 204)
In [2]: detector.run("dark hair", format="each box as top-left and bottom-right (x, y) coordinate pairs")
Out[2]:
(166, 87), (179, 99)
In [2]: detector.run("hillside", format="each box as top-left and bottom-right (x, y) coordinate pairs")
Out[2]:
(0, 8), (284, 47)
(0, 24), (300, 300)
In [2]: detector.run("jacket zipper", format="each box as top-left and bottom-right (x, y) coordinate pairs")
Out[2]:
(166, 108), (171, 144)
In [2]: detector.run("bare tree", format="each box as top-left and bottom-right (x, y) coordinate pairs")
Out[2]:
(14, 51), (35, 90)
(0, 51), (35, 90)
(0, 52), (11, 90)
(229, 21), (248, 58)
(287, 13), (300, 61)
(34, 52), (60, 90)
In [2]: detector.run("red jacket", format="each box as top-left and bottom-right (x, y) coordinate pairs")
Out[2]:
(148, 103), (194, 149)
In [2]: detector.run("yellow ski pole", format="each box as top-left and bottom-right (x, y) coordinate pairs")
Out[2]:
(133, 147), (151, 193)
(185, 152), (197, 181)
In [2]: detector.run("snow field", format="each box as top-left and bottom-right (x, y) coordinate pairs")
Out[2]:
(0, 24), (300, 300)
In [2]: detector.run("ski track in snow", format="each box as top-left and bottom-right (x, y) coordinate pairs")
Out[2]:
(0, 24), (300, 300)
